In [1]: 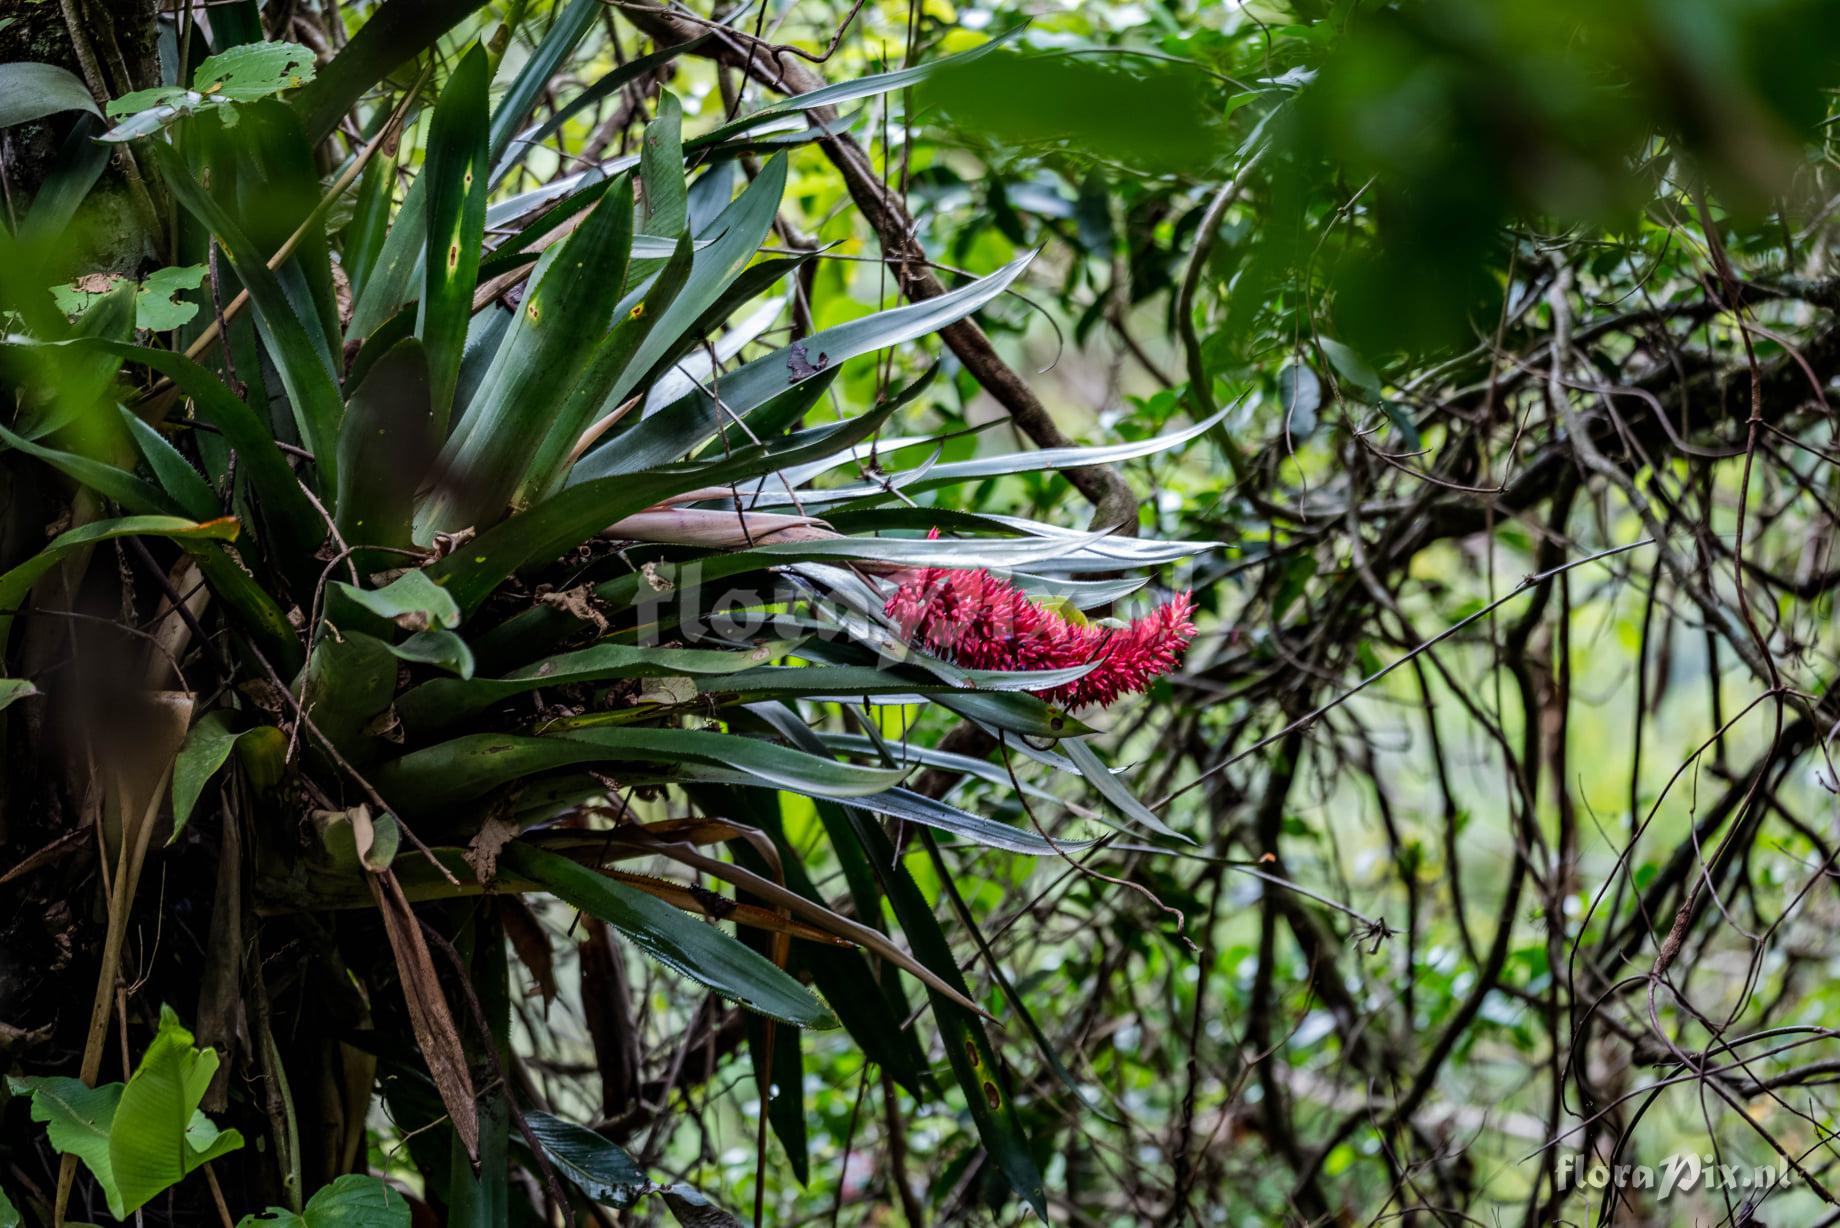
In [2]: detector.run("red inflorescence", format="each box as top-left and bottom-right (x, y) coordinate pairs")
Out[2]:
(885, 554), (1198, 710)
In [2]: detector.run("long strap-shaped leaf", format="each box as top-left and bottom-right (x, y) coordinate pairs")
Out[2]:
(373, 727), (906, 813)
(428, 386), (908, 614)
(154, 142), (345, 502)
(501, 842), (833, 1027)
(696, 24), (1025, 146)
(420, 44), (490, 432)
(820, 797), (1048, 1217)
(418, 184), (634, 538)
(569, 253), (1034, 483)
(397, 639), (783, 731)
(0, 516), (239, 655)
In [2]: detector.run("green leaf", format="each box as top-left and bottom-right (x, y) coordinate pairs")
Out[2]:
(523, 1111), (646, 1207)
(488, 37), (710, 186)
(0, 515), (239, 656)
(1061, 737), (1188, 842)
(384, 629), (475, 679)
(696, 784), (931, 1093)
(235, 1172), (409, 1227)
(170, 711), (270, 843)
(570, 254), (1033, 483)
(109, 1006), (245, 1215)
(0, 415), (180, 518)
(50, 266), (206, 331)
(486, 0), (600, 172)
(820, 803), (1047, 1217)
(10, 1010), (244, 1219)
(344, 146), (397, 303)
(105, 41), (317, 141)
(420, 44), (490, 430)
(39, 339), (325, 578)
(0, 678), (38, 712)
(513, 222), (692, 507)
(695, 26), (1023, 146)
(430, 382), (905, 616)
(154, 143), (344, 500)
(6, 1077), (125, 1218)
(398, 639), (782, 731)
(501, 843), (834, 1027)
(299, 630), (398, 762)
(121, 409), (219, 521)
(0, 62), (101, 127)
(661, 1184), (744, 1228)
(852, 786), (1096, 856)
(335, 337), (437, 568)
(332, 569), (461, 632)
(591, 155), (787, 423)
(0, 1182), (19, 1228)
(1319, 336), (1382, 401)
(638, 92), (687, 238)
(374, 727), (906, 813)
(417, 182), (634, 537)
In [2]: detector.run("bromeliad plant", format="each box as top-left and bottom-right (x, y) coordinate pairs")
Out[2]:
(0, 15), (1210, 1225)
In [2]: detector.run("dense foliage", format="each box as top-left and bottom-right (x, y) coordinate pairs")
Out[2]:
(4, 1), (1840, 1225)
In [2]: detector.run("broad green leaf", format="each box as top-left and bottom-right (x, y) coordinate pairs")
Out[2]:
(105, 41), (317, 141)
(332, 569), (461, 632)
(154, 144), (345, 501)
(298, 630), (397, 763)
(6, 1077), (124, 1217)
(523, 1111), (645, 1207)
(109, 1006), (245, 1215)
(383, 629), (475, 679)
(638, 92), (687, 239)
(0, 678), (38, 712)
(420, 45), (490, 430)
(375, 726), (906, 812)
(0, 62), (101, 127)
(170, 711), (271, 843)
(235, 1172), (409, 1227)
(50, 266), (207, 331)
(418, 184), (634, 537)
(1319, 336), (1382, 401)
(0, 515), (239, 656)
(501, 843), (834, 1028)
(0, 1182), (19, 1228)
(513, 224), (692, 506)
(335, 337), (437, 569)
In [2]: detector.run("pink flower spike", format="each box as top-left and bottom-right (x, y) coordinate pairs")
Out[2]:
(884, 547), (1196, 710)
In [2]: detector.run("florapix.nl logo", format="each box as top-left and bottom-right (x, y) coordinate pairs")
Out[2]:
(1556, 1151), (1794, 1199)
